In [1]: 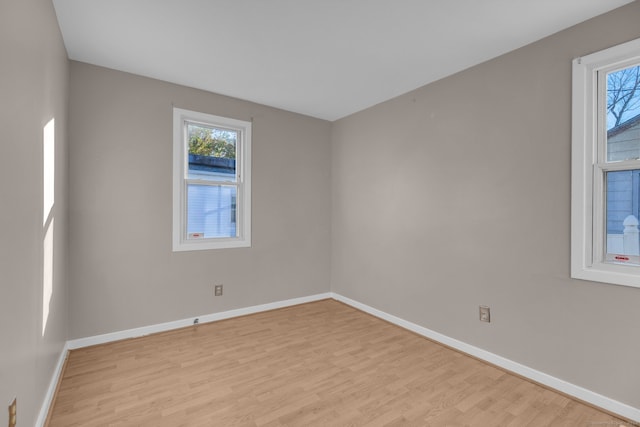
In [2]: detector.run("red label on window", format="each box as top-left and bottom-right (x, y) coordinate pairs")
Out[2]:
(614, 255), (630, 261)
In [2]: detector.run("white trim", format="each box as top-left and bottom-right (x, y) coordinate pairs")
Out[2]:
(35, 342), (69, 427)
(330, 292), (640, 423)
(172, 107), (251, 252)
(41, 293), (330, 422)
(67, 293), (331, 350)
(43, 292), (639, 424)
(571, 37), (640, 288)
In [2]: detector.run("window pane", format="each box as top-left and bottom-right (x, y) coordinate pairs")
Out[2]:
(606, 64), (640, 162)
(606, 169), (640, 264)
(187, 184), (237, 239)
(187, 122), (237, 181)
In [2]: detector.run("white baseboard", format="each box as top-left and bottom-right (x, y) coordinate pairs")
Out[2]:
(67, 293), (332, 350)
(43, 291), (639, 424)
(35, 341), (69, 427)
(330, 292), (640, 423)
(40, 293), (331, 424)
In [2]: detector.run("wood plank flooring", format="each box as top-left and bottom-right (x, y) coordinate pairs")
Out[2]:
(46, 299), (631, 426)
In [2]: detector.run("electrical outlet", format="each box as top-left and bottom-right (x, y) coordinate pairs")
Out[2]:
(479, 306), (491, 323)
(214, 284), (223, 296)
(8, 398), (16, 427)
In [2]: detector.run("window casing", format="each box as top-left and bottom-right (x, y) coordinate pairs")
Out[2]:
(572, 37), (640, 288)
(173, 108), (251, 251)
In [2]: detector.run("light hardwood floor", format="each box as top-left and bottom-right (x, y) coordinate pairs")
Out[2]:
(47, 299), (631, 426)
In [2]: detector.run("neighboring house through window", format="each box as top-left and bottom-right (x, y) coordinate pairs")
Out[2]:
(606, 113), (640, 236)
(173, 108), (251, 251)
(572, 37), (640, 287)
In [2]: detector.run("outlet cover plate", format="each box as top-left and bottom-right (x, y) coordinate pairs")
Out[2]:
(479, 306), (491, 323)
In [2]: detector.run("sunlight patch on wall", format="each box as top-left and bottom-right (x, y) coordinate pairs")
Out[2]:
(42, 219), (54, 336)
(42, 118), (55, 336)
(43, 119), (55, 225)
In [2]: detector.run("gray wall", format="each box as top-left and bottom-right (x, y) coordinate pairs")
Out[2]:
(3, 1), (639, 422)
(331, 1), (640, 408)
(0, 0), (69, 425)
(68, 62), (332, 339)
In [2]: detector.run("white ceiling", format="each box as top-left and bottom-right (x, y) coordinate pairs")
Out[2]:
(52, 0), (634, 121)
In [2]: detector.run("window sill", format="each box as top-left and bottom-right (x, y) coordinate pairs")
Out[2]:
(572, 263), (640, 289)
(172, 238), (251, 252)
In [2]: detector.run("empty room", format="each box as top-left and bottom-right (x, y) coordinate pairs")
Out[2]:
(2, 0), (640, 425)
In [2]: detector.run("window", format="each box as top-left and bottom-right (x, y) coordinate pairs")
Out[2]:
(173, 108), (251, 251)
(572, 37), (640, 287)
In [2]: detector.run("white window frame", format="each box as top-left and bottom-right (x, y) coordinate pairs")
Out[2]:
(172, 108), (251, 251)
(571, 37), (640, 288)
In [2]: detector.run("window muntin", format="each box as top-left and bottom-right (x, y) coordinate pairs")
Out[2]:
(173, 108), (251, 251)
(572, 37), (640, 288)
